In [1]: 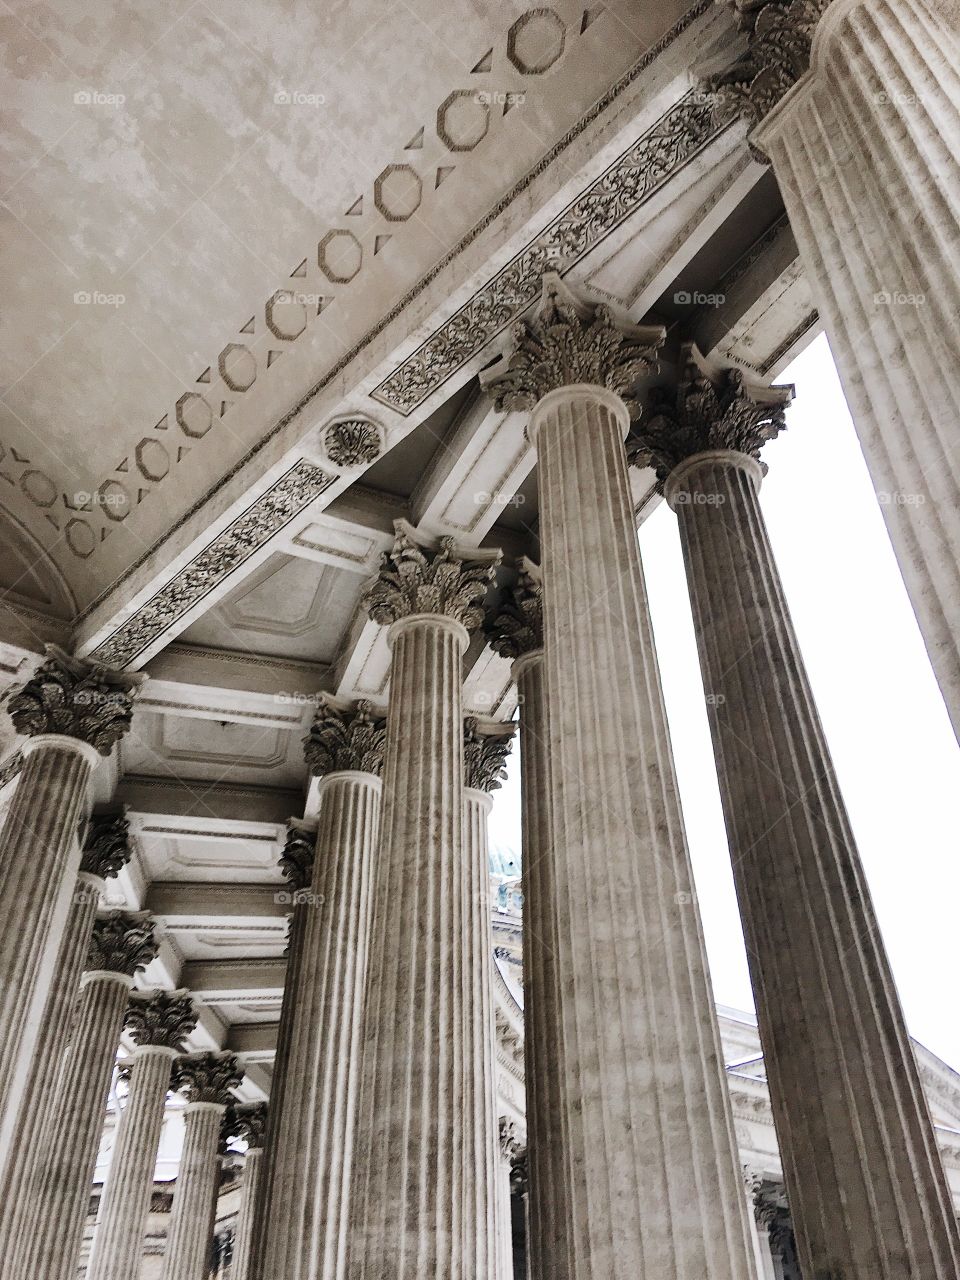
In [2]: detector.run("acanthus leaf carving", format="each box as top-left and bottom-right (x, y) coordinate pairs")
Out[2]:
(7, 645), (144, 755)
(303, 696), (387, 778)
(463, 716), (516, 793)
(171, 1050), (243, 1106)
(125, 988), (197, 1050)
(87, 910), (158, 976)
(278, 820), (316, 892)
(80, 806), (132, 880)
(485, 558), (543, 660)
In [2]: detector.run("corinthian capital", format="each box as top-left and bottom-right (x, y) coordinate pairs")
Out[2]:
(485, 559), (543, 660)
(704, 1), (831, 131)
(498, 1116), (525, 1162)
(279, 819), (315, 891)
(87, 911), (158, 976)
(125, 989), (197, 1050)
(464, 717), (516, 794)
(362, 520), (500, 631)
(480, 273), (665, 416)
(171, 1051), (243, 1105)
(303, 695), (387, 778)
(80, 806), (132, 881)
(6, 645), (145, 755)
(627, 346), (793, 486)
(234, 1101), (269, 1149)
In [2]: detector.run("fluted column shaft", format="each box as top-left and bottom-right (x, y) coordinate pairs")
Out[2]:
(667, 448), (960, 1280)
(532, 384), (755, 1279)
(349, 614), (497, 1279)
(753, 0), (960, 737)
(512, 650), (571, 1278)
(496, 1149), (514, 1280)
(0, 869), (102, 1260)
(15, 968), (134, 1280)
(233, 1145), (264, 1280)
(86, 1044), (177, 1280)
(262, 773), (381, 1280)
(160, 1101), (224, 1280)
(0, 734), (99, 1171)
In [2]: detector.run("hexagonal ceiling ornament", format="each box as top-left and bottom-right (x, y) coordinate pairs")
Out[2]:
(507, 8), (566, 74)
(374, 164), (423, 222)
(437, 90), (490, 152)
(318, 230), (363, 283)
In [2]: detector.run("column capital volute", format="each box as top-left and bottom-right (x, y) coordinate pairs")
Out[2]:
(6, 644), (146, 756)
(485, 558), (543, 662)
(702, 0), (832, 146)
(628, 344), (793, 492)
(125, 987), (198, 1051)
(278, 819), (316, 892)
(80, 804), (132, 881)
(87, 910), (158, 977)
(303, 694), (387, 779)
(463, 715), (516, 794)
(233, 1100), (269, 1150)
(362, 520), (501, 636)
(480, 273), (664, 423)
(171, 1050), (243, 1106)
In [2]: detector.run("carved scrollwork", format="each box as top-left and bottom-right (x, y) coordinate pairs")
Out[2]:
(323, 418), (383, 468)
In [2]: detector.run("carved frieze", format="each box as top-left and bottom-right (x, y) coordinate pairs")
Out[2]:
(362, 520), (500, 631)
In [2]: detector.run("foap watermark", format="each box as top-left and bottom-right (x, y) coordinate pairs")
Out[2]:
(705, 693), (727, 707)
(474, 490), (526, 507)
(877, 490), (926, 507)
(474, 90), (526, 108)
(874, 289), (925, 307)
(74, 89), (125, 107)
(74, 290), (125, 307)
(275, 889), (325, 906)
(674, 289), (725, 308)
(274, 691), (319, 707)
(274, 89), (326, 107)
(275, 290), (325, 306)
(72, 489), (127, 510)
(672, 491), (726, 506)
(874, 90), (924, 107)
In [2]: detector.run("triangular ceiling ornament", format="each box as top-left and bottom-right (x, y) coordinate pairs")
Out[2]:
(240, 316), (256, 334)
(115, 457), (129, 473)
(472, 49), (493, 72)
(346, 196), (363, 216)
(404, 127), (424, 150)
(374, 234), (391, 255)
(580, 6), (603, 32)
(267, 349), (283, 367)
(435, 166), (454, 188)
(316, 297), (330, 314)
(503, 95), (520, 116)
(154, 415), (168, 431)
(100, 527), (111, 542)
(290, 259), (308, 278)
(220, 400), (233, 416)
(137, 488), (149, 504)
(196, 367), (211, 383)
(10, 448), (30, 464)
(177, 446), (190, 463)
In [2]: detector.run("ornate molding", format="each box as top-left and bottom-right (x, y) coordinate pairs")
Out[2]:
(303, 695), (387, 778)
(234, 1101), (269, 1149)
(627, 345), (793, 485)
(7, 645), (143, 754)
(90, 460), (336, 669)
(322, 418), (383, 469)
(171, 1051), (243, 1105)
(485, 558), (543, 660)
(278, 820), (316, 892)
(705, 1), (832, 133)
(481, 273), (665, 417)
(87, 911), (158, 976)
(125, 988), (197, 1050)
(80, 806), (132, 880)
(374, 90), (719, 414)
(362, 520), (500, 630)
(463, 717), (516, 793)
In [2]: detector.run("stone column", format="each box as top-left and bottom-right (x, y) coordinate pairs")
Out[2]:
(0, 647), (142, 1174)
(497, 1119), (524, 1280)
(232, 1102), (268, 1280)
(0, 807), (133, 1262)
(249, 819), (314, 1280)
(347, 523), (501, 1280)
(487, 562), (573, 1279)
(628, 345), (960, 1280)
(261, 698), (385, 1280)
(160, 1052), (243, 1280)
(86, 989), (198, 1280)
(14, 911), (158, 1280)
(482, 275), (757, 1280)
(462, 718), (516, 1280)
(710, 0), (960, 737)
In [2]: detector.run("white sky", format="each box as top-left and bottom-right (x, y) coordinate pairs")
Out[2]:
(490, 332), (960, 1073)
